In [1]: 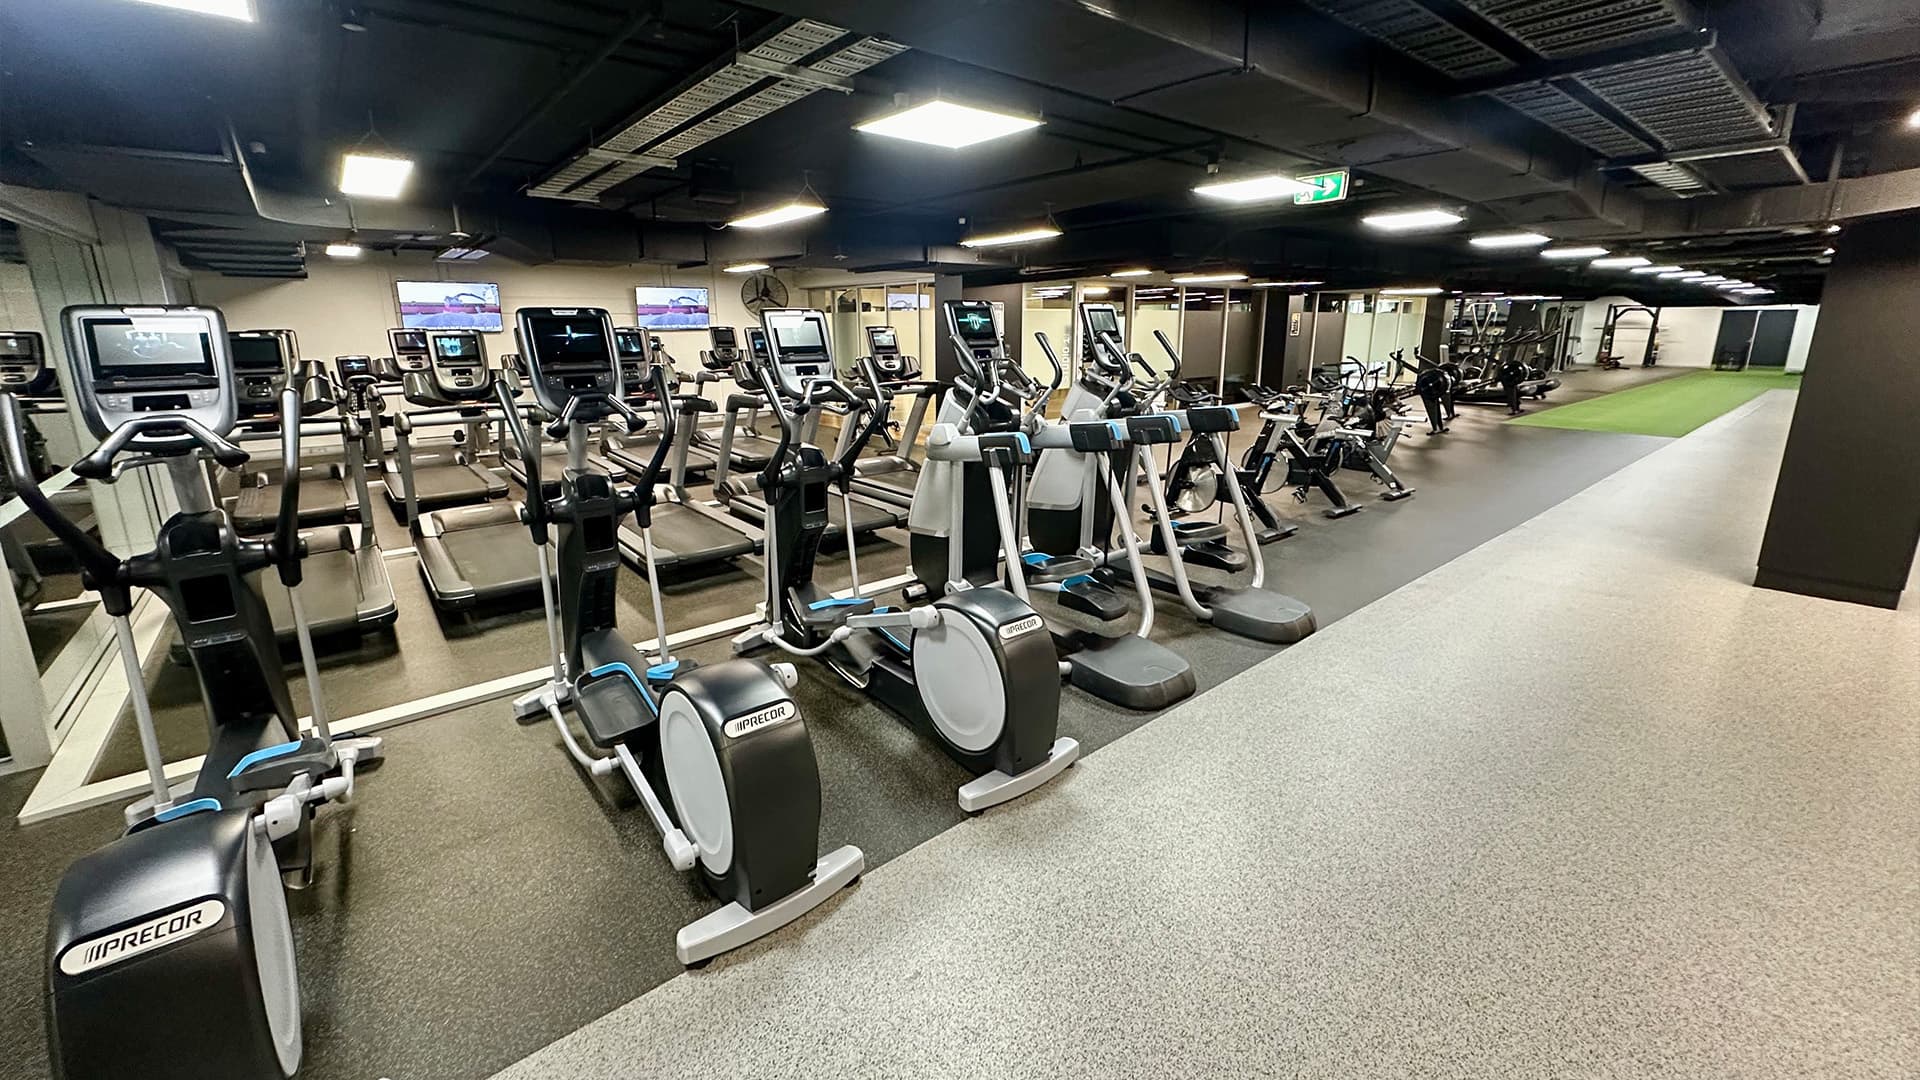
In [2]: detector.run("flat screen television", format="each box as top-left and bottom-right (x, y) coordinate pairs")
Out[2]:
(396, 280), (503, 331)
(634, 286), (710, 330)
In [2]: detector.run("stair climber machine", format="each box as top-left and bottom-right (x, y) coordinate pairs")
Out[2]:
(8, 304), (381, 1079)
(1044, 303), (1314, 644)
(732, 308), (1078, 811)
(503, 308), (860, 964)
(938, 303), (1196, 709)
(394, 330), (547, 611)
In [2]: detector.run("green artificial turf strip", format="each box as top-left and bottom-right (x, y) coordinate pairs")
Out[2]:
(1508, 369), (1802, 438)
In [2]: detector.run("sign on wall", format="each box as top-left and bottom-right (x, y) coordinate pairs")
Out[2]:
(1294, 169), (1350, 205)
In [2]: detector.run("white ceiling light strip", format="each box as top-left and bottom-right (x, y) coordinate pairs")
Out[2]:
(529, 21), (906, 202)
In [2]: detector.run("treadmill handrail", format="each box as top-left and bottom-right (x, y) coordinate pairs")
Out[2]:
(0, 393), (129, 612)
(495, 379), (549, 545)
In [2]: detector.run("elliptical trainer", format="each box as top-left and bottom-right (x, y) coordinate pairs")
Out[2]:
(9, 304), (381, 1079)
(733, 308), (1078, 812)
(503, 307), (860, 965)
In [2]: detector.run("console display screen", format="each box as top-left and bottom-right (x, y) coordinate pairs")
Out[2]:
(745, 328), (771, 361)
(397, 280), (503, 331)
(84, 318), (216, 379)
(767, 315), (825, 354)
(1084, 306), (1121, 339)
(229, 334), (287, 373)
(868, 328), (897, 350)
(431, 333), (481, 362)
(710, 326), (738, 348)
(949, 302), (998, 344)
(613, 328), (647, 359)
(0, 333), (41, 361)
(525, 315), (611, 370)
(391, 329), (428, 353)
(336, 355), (372, 377)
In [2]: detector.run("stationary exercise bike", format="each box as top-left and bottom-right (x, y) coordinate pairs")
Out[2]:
(503, 307), (860, 965)
(8, 304), (380, 1079)
(732, 307), (1078, 812)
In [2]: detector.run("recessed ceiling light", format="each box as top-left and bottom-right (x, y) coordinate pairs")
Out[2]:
(1541, 246), (1608, 259)
(1590, 255), (1652, 268)
(1171, 272), (1248, 284)
(1821, 247), (1836, 256)
(1660, 269), (1704, 279)
(339, 153), (414, 199)
(1362, 209), (1465, 232)
(959, 225), (1062, 248)
(1193, 174), (1314, 203)
(1469, 232), (1550, 248)
(1631, 265), (1683, 274)
(1082, 286), (1111, 296)
(436, 246), (489, 261)
(722, 262), (771, 274)
(1380, 286), (1445, 295)
(128, 0), (255, 20)
(1717, 281), (1753, 289)
(1694, 276), (1731, 285)
(1739, 287), (1774, 295)
(728, 201), (827, 230)
(1249, 280), (1324, 288)
(854, 100), (1042, 149)
(1826, 224), (1842, 233)
(1111, 268), (1153, 277)
(324, 242), (363, 258)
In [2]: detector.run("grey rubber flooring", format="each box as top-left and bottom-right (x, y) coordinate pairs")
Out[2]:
(498, 390), (1918, 1080)
(2, 367), (1675, 1080)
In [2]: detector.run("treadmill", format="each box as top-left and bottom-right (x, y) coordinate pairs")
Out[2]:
(224, 331), (356, 531)
(834, 324), (940, 511)
(381, 327), (507, 516)
(497, 350), (624, 496)
(712, 311), (905, 542)
(182, 332), (396, 659)
(597, 328), (712, 482)
(688, 325), (780, 472)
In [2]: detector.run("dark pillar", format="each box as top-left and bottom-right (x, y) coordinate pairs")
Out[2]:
(1754, 212), (1920, 609)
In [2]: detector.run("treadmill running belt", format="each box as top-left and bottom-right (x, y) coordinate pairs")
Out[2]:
(633, 503), (757, 569)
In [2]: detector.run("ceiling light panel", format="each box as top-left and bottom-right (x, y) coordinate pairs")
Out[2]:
(1193, 174), (1314, 203)
(1362, 209), (1465, 232)
(855, 100), (1042, 149)
(338, 153), (414, 199)
(1470, 232), (1550, 248)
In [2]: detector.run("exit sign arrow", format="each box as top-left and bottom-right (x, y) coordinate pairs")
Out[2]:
(1294, 170), (1350, 205)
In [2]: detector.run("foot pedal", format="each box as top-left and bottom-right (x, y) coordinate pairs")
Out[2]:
(227, 737), (339, 794)
(1181, 540), (1246, 573)
(1382, 488), (1415, 501)
(1022, 551), (1095, 585)
(1057, 574), (1128, 621)
(574, 667), (656, 748)
(800, 595), (874, 630)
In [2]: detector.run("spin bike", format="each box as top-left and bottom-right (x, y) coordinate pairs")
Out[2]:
(732, 308), (1077, 812)
(502, 307), (860, 965)
(9, 304), (380, 1079)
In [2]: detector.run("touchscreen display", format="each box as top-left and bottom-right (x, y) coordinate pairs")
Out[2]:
(85, 318), (216, 378)
(768, 315), (825, 353)
(1085, 307), (1120, 338)
(229, 334), (286, 372)
(391, 329), (428, 352)
(950, 303), (998, 343)
(613, 328), (647, 359)
(432, 333), (480, 362)
(869, 328), (897, 350)
(525, 315), (611, 369)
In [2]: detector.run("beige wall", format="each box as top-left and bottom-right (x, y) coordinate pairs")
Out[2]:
(185, 253), (788, 364)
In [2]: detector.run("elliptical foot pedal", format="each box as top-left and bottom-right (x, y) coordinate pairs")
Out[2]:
(1057, 575), (1128, 622)
(574, 668), (655, 748)
(674, 844), (865, 966)
(1203, 587), (1316, 644)
(1067, 633), (1195, 709)
(956, 737), (1080, 812)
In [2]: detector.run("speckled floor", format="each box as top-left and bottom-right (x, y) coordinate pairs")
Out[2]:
(491, 391), (1920, 1080)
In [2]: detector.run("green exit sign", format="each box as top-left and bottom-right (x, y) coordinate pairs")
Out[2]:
(1294, 170), (1350, 205)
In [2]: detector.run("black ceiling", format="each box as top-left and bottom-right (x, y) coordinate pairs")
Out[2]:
(3, 0), (1919, 303)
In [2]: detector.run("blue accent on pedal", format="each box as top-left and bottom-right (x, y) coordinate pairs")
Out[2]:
(878, 627), (909, 652)
(1062, 574), (1095, 587)
(809, 597), (869, 609)
(1023, 552), (1049, 566)
(156, 798), (222, 823)
(226, 739), (304, 780)
(1108, 421), (1125, 439)
(1015, 432), (1031, 453)
(584, 662), (660, 712)
(646, 660), (680, 680)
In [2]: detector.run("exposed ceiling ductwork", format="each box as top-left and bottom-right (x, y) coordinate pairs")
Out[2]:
(526, 19), (906, 204)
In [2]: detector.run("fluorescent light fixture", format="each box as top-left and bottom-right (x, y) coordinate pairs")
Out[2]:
(1660, 270), (1705, 279)
(959, 225), (1062, 248)
(1590, 255), (1652, 269)
(1362, 209), (1465, 232)
(1111, 268), (1153, 277)
(1249, 280), (1324, 288)
(1082, 286), (1111, 296)
(1171, 273), (1248, 284)
(1470, 232), (1550, 248)
(728, 201), (827, 230)
(1739, 288), (1773, 295)
(1694, 276), (1731, 285)
(1380, 286), (1445, 295)
(436, 246), (489, 261)
(1717, 281), (1753, 290)
(1541, 246), (1608, 259)
(1826, 224), (1842, 234)
(854, 100), (1042, 149)
(338, 153), (414, 199)
(1508, 294), (1563, 301)
(722, 262), (771, 274)
(129, 0), (255, 20)
(1631, 265), (1683, 274)
(1910, 107), (1920, 128)
(1822, 247), (1836, 256)
(324, 242), (363, 258)
(1193, 173), (1314, 203)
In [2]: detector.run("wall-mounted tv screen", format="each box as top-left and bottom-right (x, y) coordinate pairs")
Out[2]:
(396, 280), (503, 331)
(635, 286), (710, 330)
